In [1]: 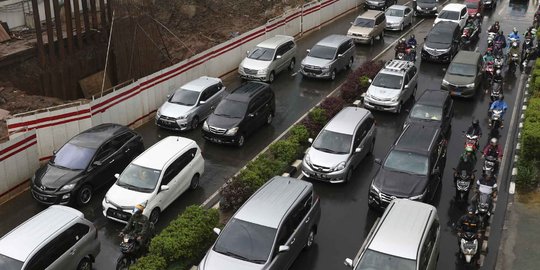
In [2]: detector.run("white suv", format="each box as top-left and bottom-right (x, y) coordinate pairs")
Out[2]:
(102, 136), (204, 224)
(364, 60), (418, 113)
(433, 3), (468, 30)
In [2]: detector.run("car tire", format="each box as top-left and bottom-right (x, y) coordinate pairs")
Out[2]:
(77, 258), (92, 270)
(346, 57), (354, 69)
(400, 23), (404, 31)
(149, 208), (160, 225)
(237, 134), (245, 147)
(330, 69), (336, 81)
(369, 139), (375, 155)
(345, 169), (353, 182)
(190, 174), (200, 190)
(304, 228), (316, 250)
(370, 37), (374, 46)
(396, 102), (402, 114)
(76, 185), (93, 206)
(380, 31), (384, 40)
(266, 112), (273, 125)
(191, 116), (199, 130)
(288, 58), (296, 71)
(268, 71), (275, 83)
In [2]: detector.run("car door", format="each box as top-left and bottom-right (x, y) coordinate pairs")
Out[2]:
(352, 120), (369, 166)
(197, 88), (213, 119)
(407, 66), (418, 99)
(460, 7), (468, 29)
(269, 206), (305, 269)
(173, 148), (197, 196)
(87, 141), (119, 189)
(336, 42), (348, 70)
(274, 44), (288, 72)
(405, 7), (412, 25)
(158, 156), (185, 210)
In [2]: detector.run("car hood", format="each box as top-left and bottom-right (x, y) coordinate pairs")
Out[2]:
(367, 85), (401, 100)
(373, 167), (428, 197)
(302, 56), (333, 68)
(159, 101), (194, 118)
(199, 250), (264, 270)
(106, 183), (153, 208)
(308, 148), (349, 168)
(404, 117), (442, 129)
(386, 16), (404, 24)
(348, 25), (373, 36)
(33, 164), (83, 189)
(240, 57), (271, 70)
(444, 73), (476, 85)
(206, 114), (243, 129)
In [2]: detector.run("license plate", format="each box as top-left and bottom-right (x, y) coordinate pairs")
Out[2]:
(431, 55), (438, 60)
(37, 195), (47, 200)
(313, 173), (327, 179)
(211, 138), (222, 143)
(452, 91), (462, 96)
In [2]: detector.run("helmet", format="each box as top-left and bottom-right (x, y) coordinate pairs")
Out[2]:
(496, 69), (501, 75)
(495, 21), (499, 25)
(487, 47), (493, 52)
(133, 203), (145, 214)
(472, 119), (479, 126)
(498, 30), (503, 35)
(513, 27), (518, 33)
(490, 137), (498, 145)
(499, 95), (505, 101)
(512, 41), (518, 47)
(467, 206), (476, 215)
(529, 26), (534, 32)
(401, 38), (406, 43)
(410, 34), (415, 39)
(476, 13), (481, 18)
(465, 145), (474, 153)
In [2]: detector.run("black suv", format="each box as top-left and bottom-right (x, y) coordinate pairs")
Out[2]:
(365, 0), (396, 10)
(368, 124), (447, 210)
(202, 82), (275, 146)
(421, 21), (461, 63)
(31, 124), (144, 206)
(403, 89), (454, 136)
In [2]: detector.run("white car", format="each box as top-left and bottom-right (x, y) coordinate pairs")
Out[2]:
(433, 3), (468, 30)
(102, 136), (204, 224)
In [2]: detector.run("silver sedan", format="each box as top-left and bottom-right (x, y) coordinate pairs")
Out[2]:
(385, 5), (413, 31)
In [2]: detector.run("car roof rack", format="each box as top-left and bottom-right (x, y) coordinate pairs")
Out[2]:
(384, 60), (414, 73)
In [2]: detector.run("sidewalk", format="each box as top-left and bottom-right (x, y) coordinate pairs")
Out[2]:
(496, 190), (540, 269)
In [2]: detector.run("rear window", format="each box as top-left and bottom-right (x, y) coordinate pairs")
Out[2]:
(357, 249), (416, 270)
(386, 8), (404, 17)
(0, 254), (23, 270)
(437, 10), (460, 20)
(466, 2), (478, 8)
(353, 17), (375, 27)
(447, 62), (477, 77)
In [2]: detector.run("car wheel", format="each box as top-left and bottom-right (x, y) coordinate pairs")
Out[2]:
(400, 23), (404, 31)
(380, 30), (384, 40)
(369, 139), (375, 155)
(191, 116), (199, 130)
(396, 102), (402, 114)
(237, 134), (245, 147)
(190, 174), (200, 190)
(266, 112), (273, 125)
(288, 58), (296, 71)
(77, 258), (92, 270)
(345, 169), (353, 182)
(346, 57), (354, 69)
(370, 37), (374, 46)
(330, 69), (336, 81)
(76, 185), (93, 206)
(305, 228), (316, 249)
(149, 208), (160, 225)
(268, 71), (275, 83)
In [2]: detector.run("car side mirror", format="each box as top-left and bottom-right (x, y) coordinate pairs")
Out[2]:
(355, 147), (362, 153)
(166, 94), (171, 99)
(53, 149), (57, 155)
(432, 168), (440, 175)
(199, 100), (206, 105)
(344, 258), (354, 267)
(308, 138), (314, 144)
(424, 37), (427, 41)
(338, 53), (343, 58)
(404, 85), (409, 89)
(278, 245), (290, 253)
(93, 160), (102, 167)
(375, 158), (382, 164)
(114, 173), (120, 179)
(276, 55), (282, 59)
(160, 185), (170, 191)
(248, 113), (255, 118)
(213, 228), (221, 235)
(306, 49), (311, 53)
(246, 50), (250, 55)
(368, 79), (372, 83)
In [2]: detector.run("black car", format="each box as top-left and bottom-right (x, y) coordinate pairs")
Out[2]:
(403, 89), (454, 135)
(413, 0), (439, 17)
(202, 81), (275, 147)
(365, 0), (396, 10)
(31, 124), (144, 206)
(368, 124), (447, 211)
(421, 21), (461, 63)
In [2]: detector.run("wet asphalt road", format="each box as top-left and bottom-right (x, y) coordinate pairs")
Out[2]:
(0, 0), (534, 269)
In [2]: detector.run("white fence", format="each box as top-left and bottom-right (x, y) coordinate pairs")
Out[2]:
(0, 130), (38, 197)
(2, 0), (363, 197)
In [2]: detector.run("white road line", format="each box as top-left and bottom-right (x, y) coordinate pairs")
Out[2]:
(509, 182), (516, 194)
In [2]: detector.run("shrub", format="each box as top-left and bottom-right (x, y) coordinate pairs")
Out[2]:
(242, 154), (287, 187)
(340, 79), (360, 103)
(339, 60), (384, 102)
(270, 139), (301, 165)
(358, 75), (371, 91)
(516, 159), (539, 190)
(534, 76), (540, 93)
(289, 124), (310, 145)
(319, 96), (345, 120)
(220, 178), (255, 210)
(303, 107), (327, 137)
(133, 206), (219, 269)
(522, 98), (540, 160)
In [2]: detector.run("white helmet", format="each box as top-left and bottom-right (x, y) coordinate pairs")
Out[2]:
(490, 137), (498, 145)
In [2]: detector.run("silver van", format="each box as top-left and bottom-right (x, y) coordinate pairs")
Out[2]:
(302, 107), (376, 183)
(300, 35), (355, 80)
(344, 199), (440, 270)
(0, 205), (100, 270)
(238, 35), (297, 83)
(156, 76), (225, 131)
(199, 176), (321, 270)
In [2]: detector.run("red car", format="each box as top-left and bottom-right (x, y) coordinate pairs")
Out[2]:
(465, 0), (484, 16)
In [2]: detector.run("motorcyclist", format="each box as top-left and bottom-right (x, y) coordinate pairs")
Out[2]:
(395, 38), (408, 58)
(407, 34), (417, 61)
(120, 203), (150, 247)
(508, 41), (521, 65)
(494, 30), (507, 54)
(483, 137), (503, 162)
(466, 119), (483, 138)
(477, 174), (498, 195)
(456, 206), (482, 243)
(460, 145), (477, 168)
(488, 21), (500, 33)
(508, 27), (521, 44)
(493, 69), (504, 83)
(483, 48), (495, 64)
(524, 26), (535, 41)
(489, 96), (509, 123)
(473, 13), (482, 26)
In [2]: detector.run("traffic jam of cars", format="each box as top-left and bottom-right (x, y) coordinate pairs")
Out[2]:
(0, 0), (535, 269)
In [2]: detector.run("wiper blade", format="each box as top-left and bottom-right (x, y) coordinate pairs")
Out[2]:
(315, 147), (338, 153)
(219, 250), (254, 262)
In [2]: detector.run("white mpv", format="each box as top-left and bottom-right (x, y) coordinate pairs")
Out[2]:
(102, 136), (204, 224)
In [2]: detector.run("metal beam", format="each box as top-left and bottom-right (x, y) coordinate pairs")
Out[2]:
(30, 0), (46, 66)
(52, 0), (65, 60)
(64, 0), (74, 54)
(72, 0), (83, 49)
(43, 0), (56, 64)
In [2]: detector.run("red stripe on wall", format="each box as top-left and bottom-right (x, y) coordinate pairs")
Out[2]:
(0, 141), (37, 162)
(0, 134), (37, 156)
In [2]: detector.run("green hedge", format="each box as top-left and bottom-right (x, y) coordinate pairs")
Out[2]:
(521, 98), (540, 161)
(131, 206), (220, 270)
(516, 159), (539, 189)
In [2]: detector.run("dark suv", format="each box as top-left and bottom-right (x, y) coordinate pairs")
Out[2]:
(202, 82), (275, 147)
(368, 124), (447, 210)
(403, 89), (454, 136)
(365, 0), (397, 10)
(421, 21), (461, 63)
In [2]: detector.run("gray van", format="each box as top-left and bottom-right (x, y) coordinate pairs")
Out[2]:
(441, 50), (483, 98)
(300, 35), (355, 80)
(345, 199), (440, 270)
(302, 107), (376, 183)
(0, 205), (100, 270)
(199, 176), (321, 270)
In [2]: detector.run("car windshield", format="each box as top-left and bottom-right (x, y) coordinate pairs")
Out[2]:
(353, 18), (375, 27)
(117, 164), (162, 193)
(386, 8), (404, 17)
(248, 47), (275, 61)
(313, 130), (352, 154)
(214, 218), (276, 264)
(0, 254), (23, 270)
(308, 45), (336, 60)
(372, 73), (403, 90)
(356, 249), (416, 270)
(437, 10), (460, 20)
(52, 143), (96, 170)
(214, 99), (248, 118)
(466, 2), (479, 8)
(418, 0), (437, 2)
(384, 150), (429, 175)
(426, 28), (453, 44)
(169, 89), (199, 106)
(448, 63), (477, 77)
(410, 104), (443, 121)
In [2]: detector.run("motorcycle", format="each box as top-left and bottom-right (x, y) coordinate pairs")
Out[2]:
(494, 56), (504, 72)
(489, 109), (503, 138)
(487, 31), (497, 44)
(522, 46), (534, 70)
(462, 25), (479, 47)
(116, 224), (154, 270)
(465, 133), (480, 152)
(484, 61), (495, 85)
(476, 183), (496, 226)
(490, 81), (503, 103)
(482, 155), (498, 177)
(396, 45), (416, 62)
(459, 231), (479, 264)
(493, 39), (505, 56)
(454, 168), (475, 202)
(508, 53), (520, 73)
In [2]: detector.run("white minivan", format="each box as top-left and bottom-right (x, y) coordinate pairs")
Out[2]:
(102, 136), (204, 224)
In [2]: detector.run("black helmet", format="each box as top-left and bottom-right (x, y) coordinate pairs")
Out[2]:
(410, 34), (415, 39)
(498, 30), (503, 35)
(472, 119), (479, 126)
(499, 95), (505, 101)
(495, 21), (500, 25)
(467, 206), (476, 215)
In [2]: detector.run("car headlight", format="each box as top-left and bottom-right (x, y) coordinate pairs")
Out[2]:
(417, 6), (422, 10)
(257, 68), (268, 75)
(370, 183), (380, 195)
(156, 110), (161, 118)
(60, 183), (76, 191)
(322, 65), (331, 72)
(409, 190), (427, 201)
(347, 31), (354, 36)
(432, 7), (437, 10)
(202, 121), (209, 131)
(225, 127), (239, 136)
(442, 79), (449, 86)
(333, 161), (346, 172)
(465, 83), (475, 88)
(391, 95), (400, 102)
(104, 195), (110, 204)
(304, 153), (312, 166)
(176, 115), (188, 120)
